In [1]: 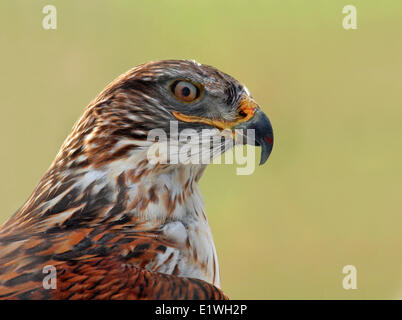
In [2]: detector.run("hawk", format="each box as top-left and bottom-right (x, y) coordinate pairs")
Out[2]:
(0, 60), (273, 300)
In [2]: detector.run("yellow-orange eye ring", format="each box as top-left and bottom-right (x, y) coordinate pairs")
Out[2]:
(170, 80), (201, 102)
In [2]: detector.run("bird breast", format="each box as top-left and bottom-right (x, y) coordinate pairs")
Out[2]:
(151, 210), (221, 287)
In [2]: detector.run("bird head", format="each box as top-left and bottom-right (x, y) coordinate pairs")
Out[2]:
(58, 60), (273, 174)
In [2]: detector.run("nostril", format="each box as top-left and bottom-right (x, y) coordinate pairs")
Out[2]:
(239, 110), (247, 118)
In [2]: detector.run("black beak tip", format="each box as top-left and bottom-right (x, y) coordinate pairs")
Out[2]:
(258, 135), (274, 166)
(255, 111), (274, 166)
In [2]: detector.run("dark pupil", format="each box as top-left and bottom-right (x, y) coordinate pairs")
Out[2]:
(181, 86), (191, 97)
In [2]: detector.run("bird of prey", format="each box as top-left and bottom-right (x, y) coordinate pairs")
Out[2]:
(0, 60), (273, 300)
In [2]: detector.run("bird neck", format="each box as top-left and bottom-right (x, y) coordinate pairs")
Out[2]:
(102, 158), (209, 223)
(7, 145), (209, 232)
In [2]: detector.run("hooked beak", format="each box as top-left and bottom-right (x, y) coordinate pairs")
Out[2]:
(233, 107), (274, 165)
(172, 94), (274, 165)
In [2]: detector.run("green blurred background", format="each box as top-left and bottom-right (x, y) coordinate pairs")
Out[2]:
(1, 0), (401, 299)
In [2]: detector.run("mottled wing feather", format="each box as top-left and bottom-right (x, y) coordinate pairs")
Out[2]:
(0, 256), (227, 300)
(55, 257), (227, 300)
(0, 225), (226, 300)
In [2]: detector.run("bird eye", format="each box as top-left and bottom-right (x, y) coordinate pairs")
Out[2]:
(170, 80), (200, 102)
